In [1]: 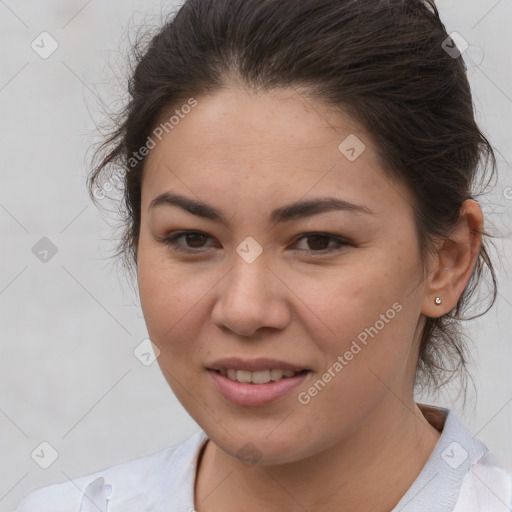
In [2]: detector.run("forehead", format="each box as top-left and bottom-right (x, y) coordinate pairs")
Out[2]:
(141, 87), (413, 216)
(149, 87), (364, 159)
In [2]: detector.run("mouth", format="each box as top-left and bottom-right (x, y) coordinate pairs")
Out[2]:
(212, 368), (309, 384)
(206, 358), (311, 406)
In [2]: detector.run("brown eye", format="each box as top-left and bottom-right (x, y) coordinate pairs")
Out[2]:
(304, 234), (331, 251)
(161, 231), (214, 253)
(292, 232), (349, 254)
(159, 230), (349, 256)
(183, 232), (208, 248)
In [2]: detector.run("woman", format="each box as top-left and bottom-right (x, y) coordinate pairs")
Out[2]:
(15, 0), (512, 510)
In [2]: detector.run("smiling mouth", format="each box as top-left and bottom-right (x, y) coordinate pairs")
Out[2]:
(212, 368), (309, 384)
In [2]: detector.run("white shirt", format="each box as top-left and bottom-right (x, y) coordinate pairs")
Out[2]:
(14, 405), (512, 512)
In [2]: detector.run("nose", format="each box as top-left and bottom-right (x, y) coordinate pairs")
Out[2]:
(210, 256), (291, 337)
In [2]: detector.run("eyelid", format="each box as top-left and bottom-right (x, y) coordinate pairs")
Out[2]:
(157, 230), (350, 255)
(292, 232), (350, 254)
(155, 230), (216, 253)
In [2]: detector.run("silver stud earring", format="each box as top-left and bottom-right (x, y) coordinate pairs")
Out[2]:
(435, 297), (442, 305)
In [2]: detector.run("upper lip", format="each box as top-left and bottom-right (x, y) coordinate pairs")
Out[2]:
(207, 357), (309, 372)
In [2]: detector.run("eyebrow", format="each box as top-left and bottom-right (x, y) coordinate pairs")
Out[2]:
(149, 192), (375, 225)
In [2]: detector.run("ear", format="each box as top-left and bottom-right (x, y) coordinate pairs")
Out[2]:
(421, 199), (483, 318)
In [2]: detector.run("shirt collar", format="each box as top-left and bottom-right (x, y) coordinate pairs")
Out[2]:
(392, 403), (488, 511)
(129, 404), (488, 511)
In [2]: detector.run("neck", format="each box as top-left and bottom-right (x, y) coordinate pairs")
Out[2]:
(195, 399), (442, 512)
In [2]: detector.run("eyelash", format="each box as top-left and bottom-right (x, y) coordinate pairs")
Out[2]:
(159, 231), (350, 255)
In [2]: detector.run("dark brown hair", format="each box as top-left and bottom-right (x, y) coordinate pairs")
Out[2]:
(88, 0), (499, 398)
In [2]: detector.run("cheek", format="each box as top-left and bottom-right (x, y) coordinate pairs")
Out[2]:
(136, 248), (218, 363)
(137, 245), (187, 340)
(297, 300), (415, 440)
(307, 251), (420, 382)
(138, 266), (204, 397)
(308, 259), (406, 338)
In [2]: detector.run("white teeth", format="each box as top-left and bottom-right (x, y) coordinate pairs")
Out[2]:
(270, 369), (284, 381)
(252, 370), (271, 384)
(236, 370), (252, 383)
(220, 368), (300, 384)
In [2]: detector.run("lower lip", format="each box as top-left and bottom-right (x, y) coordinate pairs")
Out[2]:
(207, 370), (310, 406)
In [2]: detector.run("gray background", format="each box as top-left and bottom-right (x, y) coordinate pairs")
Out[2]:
(1, 1), (511, 510)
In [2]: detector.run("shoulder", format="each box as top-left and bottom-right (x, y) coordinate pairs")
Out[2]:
(14, 430), (207, 512)
(454, 450), (512, 512)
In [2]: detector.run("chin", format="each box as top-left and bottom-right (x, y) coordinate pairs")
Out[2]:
(205, 422), (328, 467)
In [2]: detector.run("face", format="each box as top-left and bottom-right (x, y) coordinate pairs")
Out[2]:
(137, 87), (430, 465)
